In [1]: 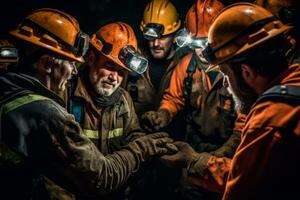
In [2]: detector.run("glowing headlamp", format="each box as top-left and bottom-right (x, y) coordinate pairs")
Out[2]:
(119, 45), (148, 74)
(0, 47), (18, 60)
(175, 28), (208, 50)
(143, 23), (164, 40)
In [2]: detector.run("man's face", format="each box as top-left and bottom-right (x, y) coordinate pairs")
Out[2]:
(50, 58), (77, 92)
(89, 55), (126, 96)
(148, 35), (174, 59)
(220, 63), (258, 114)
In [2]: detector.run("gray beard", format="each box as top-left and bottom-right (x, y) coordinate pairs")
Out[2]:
(227, 87), (256, 115)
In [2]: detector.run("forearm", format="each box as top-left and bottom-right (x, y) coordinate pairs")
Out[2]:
(47, 116), (141, 197)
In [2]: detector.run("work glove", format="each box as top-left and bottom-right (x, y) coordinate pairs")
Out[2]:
(126, 132), (176, 162)
(160, 141), (211, 176)
(141, 109), (171, 132)
(160, 141), (199, 168)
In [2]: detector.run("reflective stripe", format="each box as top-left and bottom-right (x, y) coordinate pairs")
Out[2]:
(108, 128), (123, 139)
(83, 129), (99, 139)
(3, 94), (50, 114)
(0, 94), (50, 165)
(82, 128), (124, 139)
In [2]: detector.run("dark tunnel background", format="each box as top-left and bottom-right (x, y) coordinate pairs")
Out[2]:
(0, 0), (243, 46)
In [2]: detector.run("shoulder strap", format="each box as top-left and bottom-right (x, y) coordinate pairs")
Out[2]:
(68, 76), (85, 125)
(183, 53), (198, 124)
(184, 53), (197, 103)
(252, 85), (300, 108)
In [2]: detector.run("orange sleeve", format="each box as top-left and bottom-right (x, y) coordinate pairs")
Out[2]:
(160, 53), (193, 119)
(233, 112), (246, 133)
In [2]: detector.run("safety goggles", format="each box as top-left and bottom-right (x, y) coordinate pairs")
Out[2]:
(175, 28), (208, 50)
(143, 23), (164, 40)
(0, 47), (18, 60)
(119, 45), (148, 74)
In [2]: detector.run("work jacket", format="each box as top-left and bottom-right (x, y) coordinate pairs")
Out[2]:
(0, 72), (147, 200)
(223, 64), (300, 200)
(160, 52), (242, 156)
(67, 72), (144, 155)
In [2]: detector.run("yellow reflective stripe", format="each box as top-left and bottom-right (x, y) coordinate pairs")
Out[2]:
(108, 128), (123, 139)
(83, 129), (99, 139)
(3, 94), (50, 114)
(82, 128), (123, 139)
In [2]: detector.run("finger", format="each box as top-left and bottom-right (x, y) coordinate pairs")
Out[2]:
(160, 154), (174, 161)
(143, 125), (154, 133)
(173, 141), (189, 148)
(155, 137), (173, 145)
(166, 143), (179, 153)
(149, 132), (169, 139)
(156, 147), (169, 155)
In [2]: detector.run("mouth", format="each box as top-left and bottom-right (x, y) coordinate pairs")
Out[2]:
(102, 81), (115, 88)
(153, 49), (164, 53)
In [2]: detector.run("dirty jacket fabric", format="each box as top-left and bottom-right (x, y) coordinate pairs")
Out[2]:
(160, 52), (242, 155)
(222, 64), (300, 200)
(0, 72), (147, 200)
(68, 71), (144, 155)
(124, 57), (177, 117)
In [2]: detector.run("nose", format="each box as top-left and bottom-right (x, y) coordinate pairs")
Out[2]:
(108, 71), (118, 82)
(223, 75), (229, 88)
(153, 39), (160, 46)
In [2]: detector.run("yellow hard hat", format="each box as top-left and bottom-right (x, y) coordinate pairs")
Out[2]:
(140, 0), (181, 39)
(203, 3), (293, 66)
(10, 8), (89, 63)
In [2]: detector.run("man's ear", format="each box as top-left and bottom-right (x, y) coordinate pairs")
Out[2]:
(38, 54), (52, 74)
(241, 63), (257, 85)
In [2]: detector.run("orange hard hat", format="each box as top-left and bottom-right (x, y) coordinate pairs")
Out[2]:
(10, 8), (89, 63)
(185, 0), (225, 38)
(203, 3), (293, 65)
(90, 22), (138, 71)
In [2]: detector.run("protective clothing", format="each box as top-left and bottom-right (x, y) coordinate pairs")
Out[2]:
(9, 8), (88, 63)
(223, 64), (300, 199)
(185, 0), (225, 38)
(203, 2), (293, 66)
(140, 0), (181, 38)
(159, 52), (241, 154)
(0, 72), (174, 199)
(66, 68), (145, 155)
(0, 39), (18, 63)
(90, 22), (147, 73)
(161, 141), (201, 168)
(123, 53), (180, 119)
